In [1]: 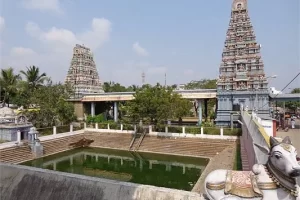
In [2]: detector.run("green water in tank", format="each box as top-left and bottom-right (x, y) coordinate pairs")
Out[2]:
(21, 147), (209, 191)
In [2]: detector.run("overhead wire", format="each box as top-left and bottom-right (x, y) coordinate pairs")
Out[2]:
(258, 72), (300, 111)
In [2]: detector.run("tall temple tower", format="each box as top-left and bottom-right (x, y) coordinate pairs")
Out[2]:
(65, 44), (104, 96)
(215, 0), (270, 126)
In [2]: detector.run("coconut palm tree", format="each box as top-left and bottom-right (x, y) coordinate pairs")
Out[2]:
(20, 65), (47, 90)
(0, 67), (21, 107)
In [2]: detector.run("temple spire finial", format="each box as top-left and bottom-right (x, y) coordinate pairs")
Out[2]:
(232, 0), (248, 11)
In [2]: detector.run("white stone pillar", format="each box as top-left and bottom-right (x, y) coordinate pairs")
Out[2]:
(149, 125), (152, 133)
(84, 123), (87, 130)
(182, 126), (185, 134)
(17, 130), (21, 143)
(134, 125), (137, 132)
(53, 126), (57, 135)
(113, 101), (118, 122)
(220, 127), (224, 137)
(91, 102), (95, 117)
(107, 123), (110, 130)
(95, 123), (99, 129)
(165, 126), (168, 133)
(53, 163), (57, 171)
(198, 99), (203, 126)
(70, 124), (73, 133)
(201, 127), (204, 135)
(121, 124), (123, 131)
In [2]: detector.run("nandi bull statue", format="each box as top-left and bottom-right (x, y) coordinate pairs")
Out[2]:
(205, 136), (300, 200)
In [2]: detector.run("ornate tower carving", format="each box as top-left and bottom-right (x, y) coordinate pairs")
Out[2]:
(65, 44), (103, 96)
(216, 0), (270, 126)
(217, 0), (267, 92)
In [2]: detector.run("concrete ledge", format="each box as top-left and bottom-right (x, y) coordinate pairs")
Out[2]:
(84, 128), (238, 140)
(0, 163), (204, 200)
(85, 128), (135, 135)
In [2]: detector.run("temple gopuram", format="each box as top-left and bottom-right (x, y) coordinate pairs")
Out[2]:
(65, 44), (104, 97)
(215, 0), (270, 126)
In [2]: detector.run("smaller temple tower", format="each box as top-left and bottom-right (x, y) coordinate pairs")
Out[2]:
(65, 44), (103, 96)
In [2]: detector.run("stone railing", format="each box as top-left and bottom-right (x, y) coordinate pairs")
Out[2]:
(84, 123), (239, 140)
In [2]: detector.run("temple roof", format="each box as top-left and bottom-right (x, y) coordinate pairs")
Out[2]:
(0, 107), (16, 118)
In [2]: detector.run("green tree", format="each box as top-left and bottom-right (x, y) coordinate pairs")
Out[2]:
(291, 88), (300, 94)
(123, 84), (191, 125)
(0, 67), (21, 107)
(184, 79), (217, 90)
(103, 81), (128, 92)
(285, 88), (300, 113)
(23, 82), (76, 127)
(20, 65), (47, 90)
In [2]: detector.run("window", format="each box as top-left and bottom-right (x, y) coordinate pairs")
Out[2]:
(237, 3), (242, 9)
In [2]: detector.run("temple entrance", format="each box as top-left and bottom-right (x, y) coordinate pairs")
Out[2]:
(21, 131), (25, 140)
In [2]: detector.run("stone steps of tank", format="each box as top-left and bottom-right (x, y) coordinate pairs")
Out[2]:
(84, 132), (236, 158)
(0, 134), (84, 164)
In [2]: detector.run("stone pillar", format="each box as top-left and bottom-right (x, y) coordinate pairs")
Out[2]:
(201, 127), (204, 135)
(149, 125), (152, 133)
(84, 123), (87, 130)
(70, 124), (73, 133)
(230, 112), (233, 129)
(182, 126), (185, 134)
(165, 126), (168, 133)
(113, 101), (118, 122)
(107, 123), (110, 130)
(17, 130), (21, 143)
(53, 162), (57, 171)
(183, 165), (186, 174)
(204, 99), (208, 121)
(95, 123), (98, 129)
(120, 124), (123, 131)
(220, 127), (224, 137)
(121, 158), (123, 165)
(198, 100), (203, 126)
(91, 102), (95, 117)
(53, 126), (57, 135)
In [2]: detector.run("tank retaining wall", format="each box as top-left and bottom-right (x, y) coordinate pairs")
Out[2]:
(0, 163), (204, 200)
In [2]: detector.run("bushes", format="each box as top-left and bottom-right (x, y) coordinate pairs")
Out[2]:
(223, 128), (242, 136)
(167, 126), (182, 133)
(86, 114), (105, 123)
(185, 126), (201, 134)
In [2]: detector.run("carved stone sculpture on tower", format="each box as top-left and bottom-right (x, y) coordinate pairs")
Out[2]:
(65, 44), (104, 96)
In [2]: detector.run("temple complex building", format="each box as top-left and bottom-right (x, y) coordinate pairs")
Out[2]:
(215, 0), (270, 126)
(0, 107), (33, 142)
(65, 44), (104, 97)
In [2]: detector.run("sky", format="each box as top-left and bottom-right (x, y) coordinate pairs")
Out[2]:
(0, 0), (299, 91)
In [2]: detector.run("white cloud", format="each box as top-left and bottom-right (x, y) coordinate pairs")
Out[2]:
(1, 18), (112, 83)
(132, 42), (149, 57)
(10, 47), (37, 56)
(0, 16), (5, 32)
(25, 18), (111, 52)
(22, 0), (63, 13)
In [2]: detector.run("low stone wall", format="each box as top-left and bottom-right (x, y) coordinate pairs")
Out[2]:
(0, 163), (204, 200)
(84, 128), (239, 140)
(241, 111), (270, 166)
